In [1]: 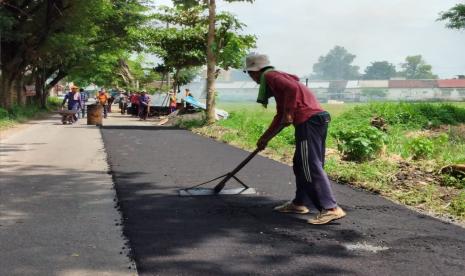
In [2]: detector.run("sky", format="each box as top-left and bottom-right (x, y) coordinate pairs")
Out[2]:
(153, 0), (465, 78)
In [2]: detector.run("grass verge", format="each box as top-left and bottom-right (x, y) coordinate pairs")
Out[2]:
(0, 97), (62, 130)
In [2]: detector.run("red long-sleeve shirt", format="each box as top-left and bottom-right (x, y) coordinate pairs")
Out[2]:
(262, 71), (324, 139)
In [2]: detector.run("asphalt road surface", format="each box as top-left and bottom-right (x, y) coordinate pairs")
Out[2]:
(102, 125), (465, 276)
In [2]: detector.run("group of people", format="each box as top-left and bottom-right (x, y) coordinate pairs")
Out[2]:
(63, 86), (179, 122)
(94, 89), (150, 120)
(120, 89), (189, 119)
(62, 87), (114, 121)
(120, 90), (151, 120)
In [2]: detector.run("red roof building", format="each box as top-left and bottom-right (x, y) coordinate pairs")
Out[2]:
(437, 79), (465, 88)
(388, 80), (437, 88)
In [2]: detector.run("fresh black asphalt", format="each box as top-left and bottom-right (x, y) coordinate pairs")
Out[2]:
(102, 125), (465, 276)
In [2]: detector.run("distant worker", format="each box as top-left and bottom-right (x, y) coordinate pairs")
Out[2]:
(138, 90), (151, 120)
(79, 88), (88, 118)
(244, 53), (346, 225)
(169, 92), (177, 113)
(184, 88), (194, 110)
(97, 89), (109, 118)
(107, 94), (115, 113)
(130, 92), (140, 117)
(119, 91), (128, 115)
(61, 85), (82, 123)
(185, 88), (194, 98)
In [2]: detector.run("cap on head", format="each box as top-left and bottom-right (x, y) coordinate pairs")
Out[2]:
(244, 53), (271, 72)
(71, 85), (79, 90)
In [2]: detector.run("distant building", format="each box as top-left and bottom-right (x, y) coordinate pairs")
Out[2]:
(388, 80), (438, 101)
(182, 78), (465, 103)
(437, 79), (465, 101)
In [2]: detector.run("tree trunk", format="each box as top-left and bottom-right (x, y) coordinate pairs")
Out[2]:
(160, 73), (165, 89)
(205, 0), (217, 124)
(34, 69), (67, 109)
(173, 68), (180, 93)
(0, 71), (21, 109)
(16, 77), (26, 106)
(0, 74), (14, 109)
(35, 75), (47, 109)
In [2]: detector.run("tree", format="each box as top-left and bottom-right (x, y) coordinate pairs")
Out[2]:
(172, 0), (255, 123)
(177, 67), (202, 88)
(363, 61), (397, 80)
(149, 2), (254, 120)
(400, 55), (437, 79)
(438, 3), (465, 30)
(68, 51), (129, 87)
(36, 0), (147, 105)
(146, 5), (209, 93)
(0, 0), (147, 109)
(0, 0), (71, 108)
(126, 56), (162, 91)
(311, 46), (360, 80)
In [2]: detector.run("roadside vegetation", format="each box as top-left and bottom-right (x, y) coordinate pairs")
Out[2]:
(185, 102), (465, 222)
(0, 97), (62, 129)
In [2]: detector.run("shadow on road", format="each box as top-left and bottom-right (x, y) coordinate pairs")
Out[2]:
(0, 165), (130, 275)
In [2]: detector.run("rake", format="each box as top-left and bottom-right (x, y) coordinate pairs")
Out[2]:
(178, 149), (259, 196)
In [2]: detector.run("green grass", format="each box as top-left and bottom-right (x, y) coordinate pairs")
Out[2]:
(0, 97), (61, 129)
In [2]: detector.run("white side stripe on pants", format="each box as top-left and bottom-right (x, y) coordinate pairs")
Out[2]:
(300, 140), (312, 182)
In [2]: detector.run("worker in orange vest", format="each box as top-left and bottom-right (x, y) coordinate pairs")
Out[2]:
(169, 92), (177, 114)
(97, 89), (109, 118)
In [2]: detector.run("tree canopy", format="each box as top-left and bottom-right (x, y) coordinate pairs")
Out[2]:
(363, 61), (397, 80)
(146, 2), (255, 94)
(438, 3), (465, 30)
(311, 46), (360, 80)
(170, 0), (256, 123)
(400, 55), (437, 80)
(0, 0), (148, 108)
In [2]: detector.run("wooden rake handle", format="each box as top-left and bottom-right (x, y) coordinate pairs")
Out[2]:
(213, 149), (260, 194)
(213, 124), (286, 194)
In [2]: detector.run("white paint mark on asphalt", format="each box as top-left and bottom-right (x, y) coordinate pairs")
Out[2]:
(343, 242), (389, 253)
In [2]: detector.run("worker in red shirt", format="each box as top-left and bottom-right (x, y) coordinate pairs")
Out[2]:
(130, 92), (140, 117)
(244, 53), (346, 225)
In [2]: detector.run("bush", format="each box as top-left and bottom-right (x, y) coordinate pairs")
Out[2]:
(407, 136), (434, 159)
(0, 108), (9, 119)
(332, 124), (387, 161)
(335, 103), (465, 130)
(441, 175), (465, 189)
